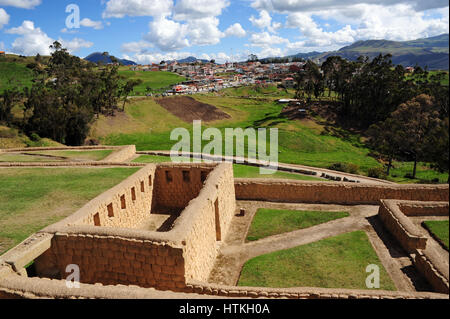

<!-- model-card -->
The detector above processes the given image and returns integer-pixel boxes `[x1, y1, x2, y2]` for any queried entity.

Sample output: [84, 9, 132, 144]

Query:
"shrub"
[30, 132, 41, 142]
[404, 173, 414, 179]
[328, 163, 360, 174]
[368, 167, 387, 179]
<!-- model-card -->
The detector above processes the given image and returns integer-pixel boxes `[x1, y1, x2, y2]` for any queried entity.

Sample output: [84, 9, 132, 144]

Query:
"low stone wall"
[398, 201, 449, 216]
[175, 163, 236, 282]
[180, 280, 448, 299]
[414, 249, 449, 294]
[234, 179, 449, 204]
[34, 232, 185, 291]
[101, 145, 136, 163]
[378, 200, 449, 254]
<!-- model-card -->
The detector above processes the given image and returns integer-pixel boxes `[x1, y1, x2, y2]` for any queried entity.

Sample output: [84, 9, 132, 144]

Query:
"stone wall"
[42, 164, 156, 229]
[34, 232, 185, 291]
[234, 179, 449, 204]
[152, 164, 216, 211]
[14, 163, 236, 291]
[414, 249, 449, 294]
[175, 163, 236, 282]
[378, 200, 429, 253]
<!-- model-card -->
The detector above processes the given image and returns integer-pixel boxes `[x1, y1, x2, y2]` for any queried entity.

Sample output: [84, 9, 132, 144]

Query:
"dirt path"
[208, 201, 429, 293]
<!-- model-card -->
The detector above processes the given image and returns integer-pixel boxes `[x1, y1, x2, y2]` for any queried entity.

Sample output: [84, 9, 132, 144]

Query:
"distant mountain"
[267, 34, 449, 70]
[84, 52, 137, 66]
[317, 34, 449, 70]
[173, 56, 209, 64]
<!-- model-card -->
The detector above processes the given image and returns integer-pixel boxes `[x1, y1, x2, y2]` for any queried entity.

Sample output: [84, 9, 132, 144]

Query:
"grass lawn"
[118, 67, 186, 95]
[423, 220, 449, 249]
[132, 154, 323, 181]
[0, 62, 34, 93]
[0, 167, 140, 255]
[29, 149, 114, 161]
[388, 161, 448, 184]
[238, 231, 396, 290]
[0, 153, 61, 162]
[99, 95, 381, 174]
[246, 209, 350, 241]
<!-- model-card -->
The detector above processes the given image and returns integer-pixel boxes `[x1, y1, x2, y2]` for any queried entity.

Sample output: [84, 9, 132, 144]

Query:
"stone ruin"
[0, 162, 448, 299]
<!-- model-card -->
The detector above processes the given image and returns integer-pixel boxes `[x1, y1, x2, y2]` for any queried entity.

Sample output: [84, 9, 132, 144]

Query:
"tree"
[120, 79, 143, 111]
[390, 94, 442, 179]
[248, 54, 258, 62]
[0, 89, 21, 125]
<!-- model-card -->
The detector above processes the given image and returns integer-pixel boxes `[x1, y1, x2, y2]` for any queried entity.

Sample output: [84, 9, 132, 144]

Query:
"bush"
[404, 173, 414, 179]
[328, 163, 360, 174]
[368, 167, 387, 179]
[30, 132, 41, 142]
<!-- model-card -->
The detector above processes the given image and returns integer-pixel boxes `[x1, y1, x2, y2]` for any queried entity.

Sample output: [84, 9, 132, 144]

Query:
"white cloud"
[6, 20, 54, 55]
[121, 40, 153, 54]
[80, 18, 104, 30]
[250, 31, 289, 47]
[173, 0, 229, 20]
[0, 8, 9, 29]
[59, 38, 94, 53]
[187, 17, 224, 46]
[250, 10, 272, 29]
[251, 0, 448, 13]
[6, 20, 93, 55]
[225, 23, 247, 37]
[0, 0, 41, 9]
[102, 0, 173, 18]
[144, 16, 190, 51]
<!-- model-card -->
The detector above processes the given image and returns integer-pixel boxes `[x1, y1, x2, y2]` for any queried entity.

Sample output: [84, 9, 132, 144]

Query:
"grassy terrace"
[132, 154, 323, 181]
[29, 149, 114, 161]
[246, 209, 350, 241]
[118, 67, 186, 94]
[423, 220, 449, 249]
[238, 231, 396, 290]
[0, 167, 140, 255]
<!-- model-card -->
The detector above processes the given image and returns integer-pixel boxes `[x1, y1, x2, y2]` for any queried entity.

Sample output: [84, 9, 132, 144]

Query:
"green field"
[423, 220, 449, 249]
[0, 62, 34, 93]
[30, 149, 113, 161]
[0, 167, 140, 255]
[246, 209, 350, 241]
[238, 231, 396, 290]
[118, 67, 186, 94]
[97, 94, 386, 175]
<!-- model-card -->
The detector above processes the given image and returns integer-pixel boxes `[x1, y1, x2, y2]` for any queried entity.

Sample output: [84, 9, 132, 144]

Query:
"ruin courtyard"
[0, 146, 448, 299]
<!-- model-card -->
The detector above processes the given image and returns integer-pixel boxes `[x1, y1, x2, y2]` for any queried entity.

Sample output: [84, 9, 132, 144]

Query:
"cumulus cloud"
[251, 0, 448, 13]
[0, 0, 41, 9]
[0, 8, 9, 29]
[144, 17, 190, 51]
[6, 21, 93, 55]
[58, 38, 94, 53]
[250, 31, 289, 47]
[102, 0, 173, 18]
[173, 0, 229, 20]
[224, 23, 247, 37]
[80, 18, 104, 30]
[187, 17, 224, 46]
[121, 40, 154, 54]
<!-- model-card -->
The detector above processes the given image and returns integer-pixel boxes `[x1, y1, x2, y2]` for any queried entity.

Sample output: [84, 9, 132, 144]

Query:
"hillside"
[84, 52, 137, 66]
[317, 34, 449, 70]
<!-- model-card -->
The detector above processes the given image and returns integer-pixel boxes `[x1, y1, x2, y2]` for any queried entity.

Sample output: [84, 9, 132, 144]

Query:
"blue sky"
[0, 0, 448, 64]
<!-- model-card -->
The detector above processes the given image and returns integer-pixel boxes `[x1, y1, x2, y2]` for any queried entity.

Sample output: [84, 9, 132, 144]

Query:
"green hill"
[317, 34, 449, 70]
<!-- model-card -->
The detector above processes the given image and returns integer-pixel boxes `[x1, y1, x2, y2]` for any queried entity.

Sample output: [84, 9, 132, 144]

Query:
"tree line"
[295, 54, 449, 180]
[0, 42, 141, 145]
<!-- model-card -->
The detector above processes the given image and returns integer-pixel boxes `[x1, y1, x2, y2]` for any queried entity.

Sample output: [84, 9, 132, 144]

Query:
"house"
[0, 51, 5, 57]
[282, 77, 296, 88]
